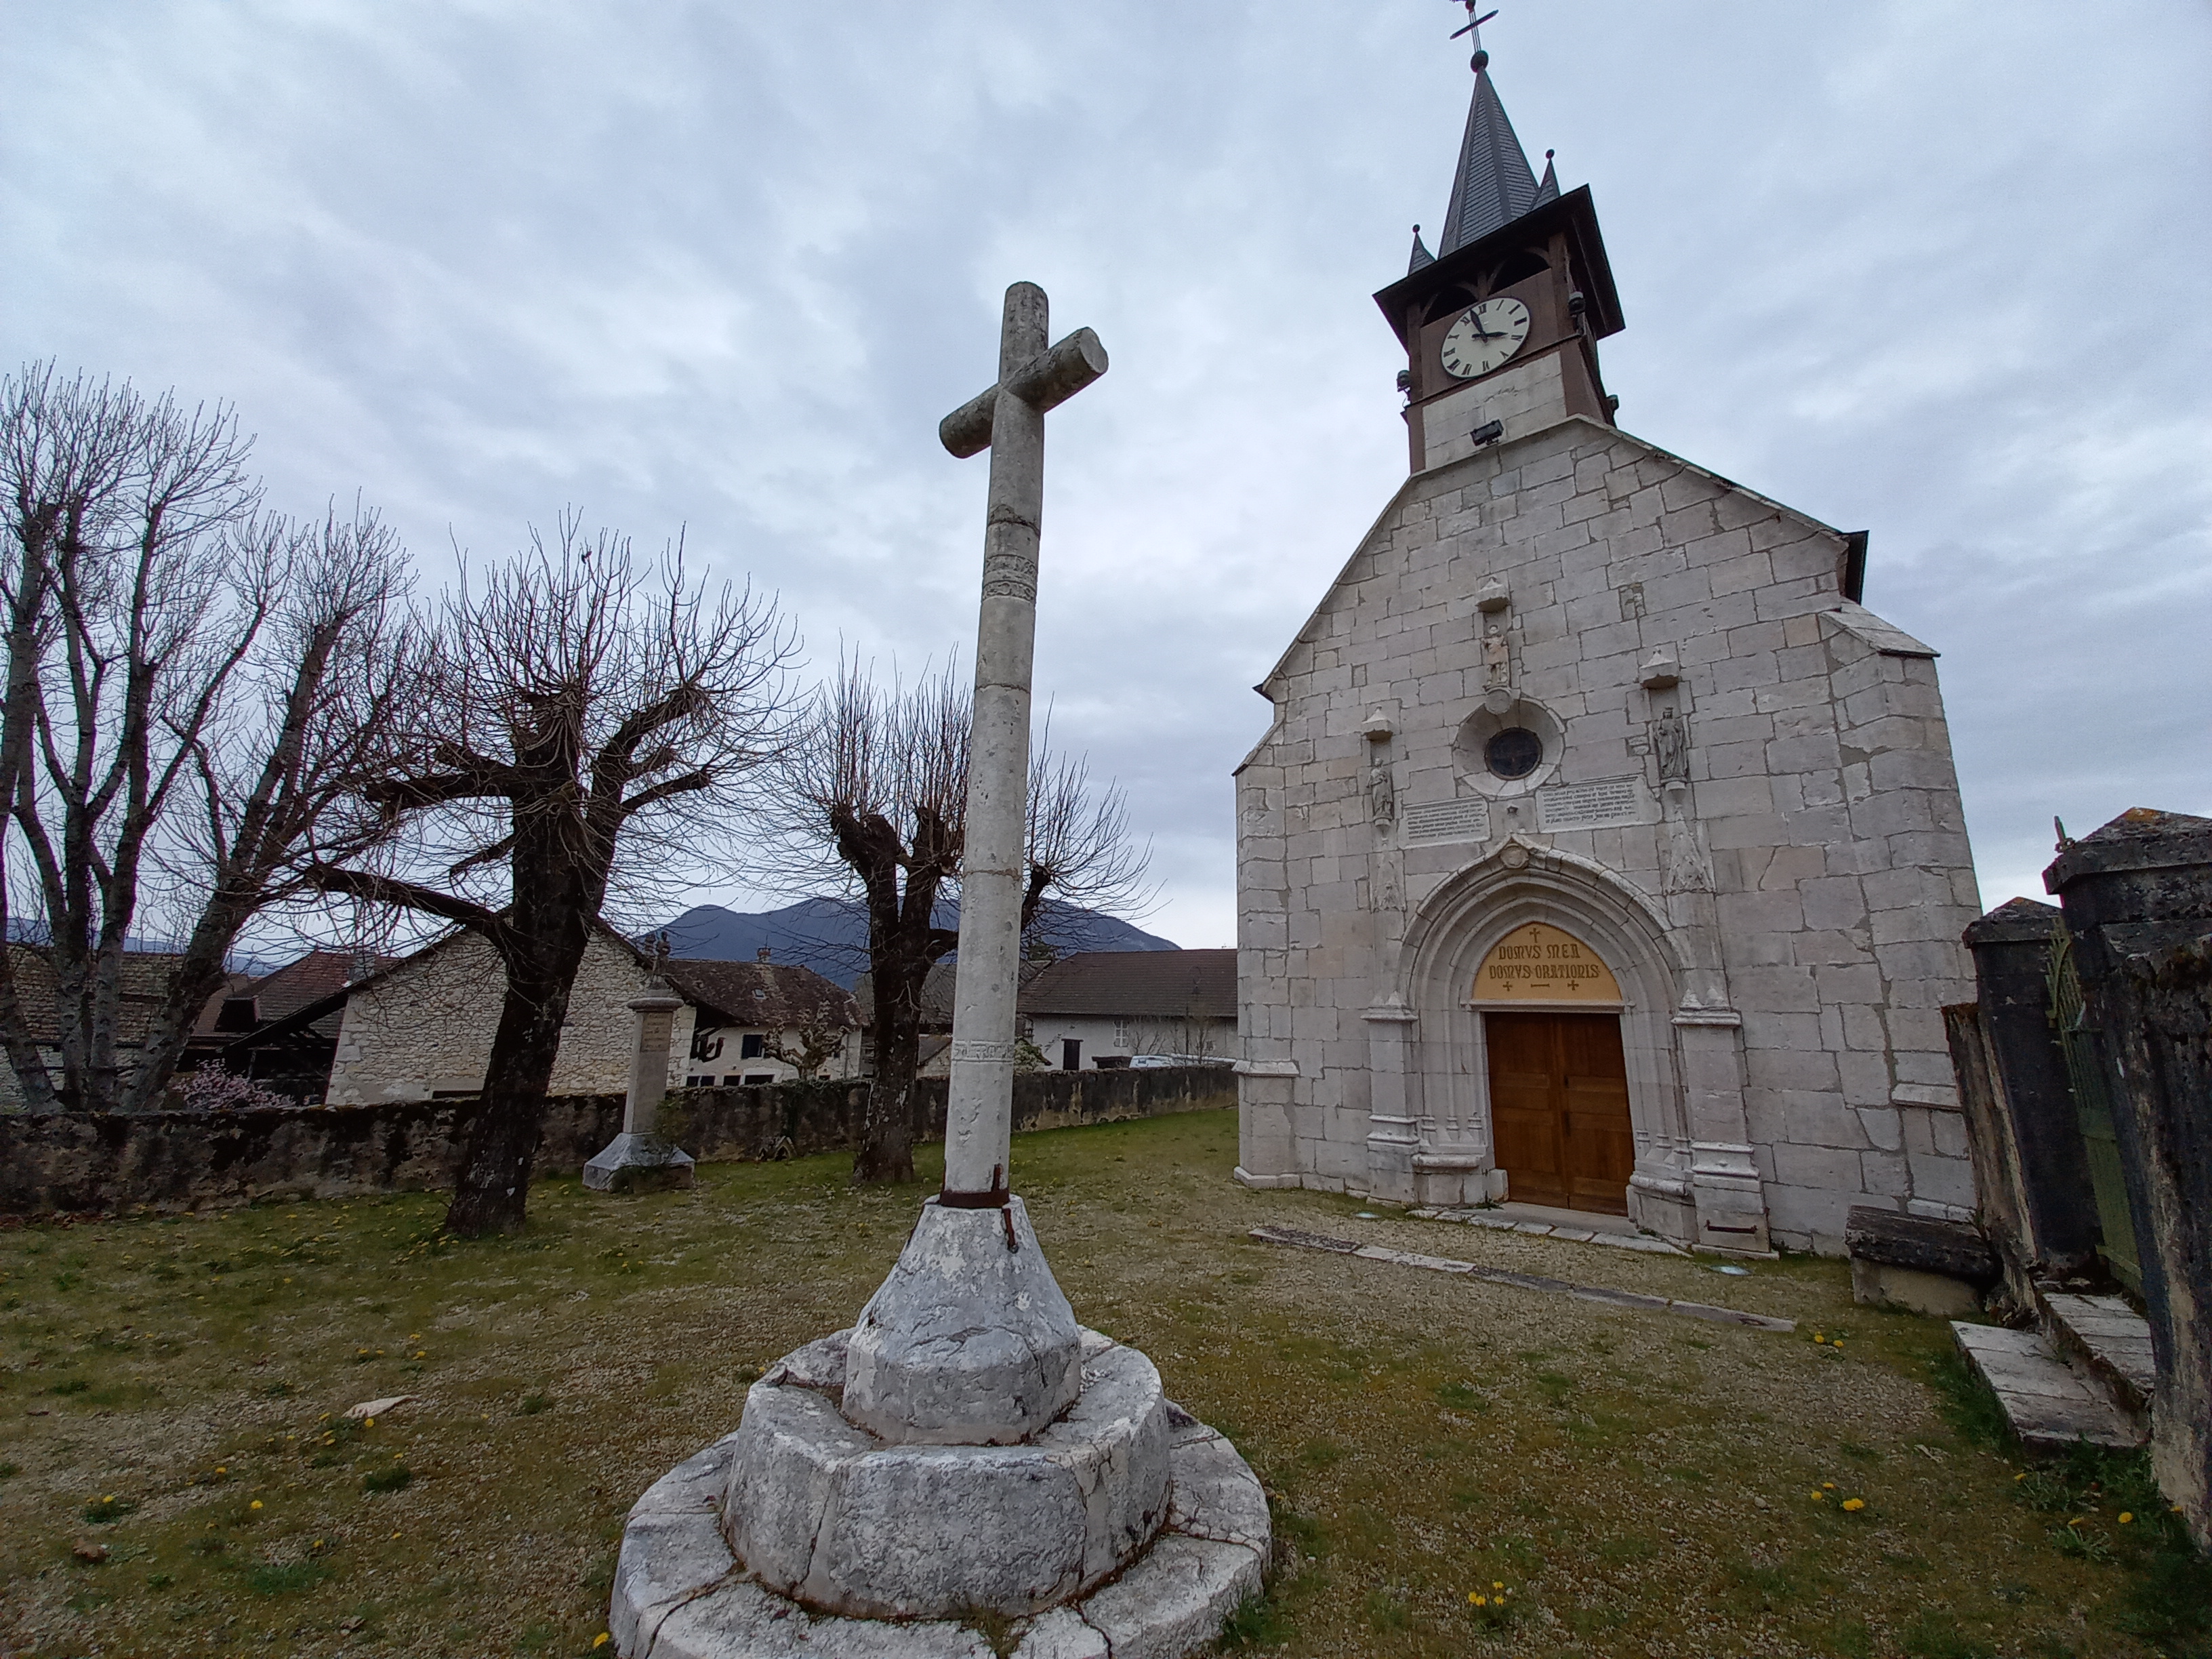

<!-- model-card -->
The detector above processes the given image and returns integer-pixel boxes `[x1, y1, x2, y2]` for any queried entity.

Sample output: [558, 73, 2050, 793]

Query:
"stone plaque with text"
[1401, 798, 1492, 846]
[1536, 777, 1648, 832]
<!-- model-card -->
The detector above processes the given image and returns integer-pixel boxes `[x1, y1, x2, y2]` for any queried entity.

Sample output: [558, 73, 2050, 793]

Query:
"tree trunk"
[849, 1008, 911, 1185]
[444, 966, 574, 1236]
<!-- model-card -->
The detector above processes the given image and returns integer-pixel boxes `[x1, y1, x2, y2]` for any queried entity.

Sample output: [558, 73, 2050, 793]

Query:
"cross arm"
[939, 327, 1110, 459]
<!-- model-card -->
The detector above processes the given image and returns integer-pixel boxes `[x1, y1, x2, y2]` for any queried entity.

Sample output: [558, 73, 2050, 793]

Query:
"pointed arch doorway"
[1473, 923, 1635, 1215]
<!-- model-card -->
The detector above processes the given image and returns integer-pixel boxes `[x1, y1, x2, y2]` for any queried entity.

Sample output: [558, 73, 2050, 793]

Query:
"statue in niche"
[1368, 755, 1397, 826]
[1654, 709, 1690, 782]
[1481, 631, 1511, 690]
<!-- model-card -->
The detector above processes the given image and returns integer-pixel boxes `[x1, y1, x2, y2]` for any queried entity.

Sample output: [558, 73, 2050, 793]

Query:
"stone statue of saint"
[1654, 710, 1690, 782]
[1369, 756, 1397, 825]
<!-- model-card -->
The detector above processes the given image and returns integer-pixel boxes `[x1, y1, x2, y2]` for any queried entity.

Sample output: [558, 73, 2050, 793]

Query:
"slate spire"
[1435, 8, 1545, 256]
[1408, 224, 1435, 274]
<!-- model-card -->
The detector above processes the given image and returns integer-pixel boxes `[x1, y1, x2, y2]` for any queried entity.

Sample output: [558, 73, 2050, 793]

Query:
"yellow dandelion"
[1811, 1490, 1826, 1501]
[1823, 1481, 1837, 1490]
[364, 1418, 375, 1428]
[216, 1466, 227, 1475]
[249, 1500, 263, 1511]
[314, 1538, 324, 1548]
[594, 1636, 612, 1650]
[1832, 1341, 1845, 1351]
[1492, 1581, 1504, 1590]
[1471, 1595, 1488, 1607]
[2015, 1472, 2028, 1481]
[391, 1530, 401, 1540]
[1811, 1334, 1826, 1345]
[2119, 1512, 2133, 1524]
[1842, 1498, 1866, 1513]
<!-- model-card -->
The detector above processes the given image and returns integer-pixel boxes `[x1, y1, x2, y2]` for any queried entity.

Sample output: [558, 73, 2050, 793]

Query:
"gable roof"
[194, 949, 401, 1040]
[663, 959, 859, 1031]
[1247, 415, 1872, 713]
[1018, 950, 1235, 1021]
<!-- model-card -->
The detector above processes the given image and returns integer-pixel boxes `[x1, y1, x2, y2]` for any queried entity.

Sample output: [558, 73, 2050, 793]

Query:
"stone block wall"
[326, 930, 701, 1104]
[0, 1066, 1236, 1216]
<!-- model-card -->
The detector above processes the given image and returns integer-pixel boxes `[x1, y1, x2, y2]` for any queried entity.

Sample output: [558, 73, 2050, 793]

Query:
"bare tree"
[763, 659, 1149, 1183]
[0, 363, 417, 1113]
[306, 518, 796, 1236]
[762, 1010, 848, 1080]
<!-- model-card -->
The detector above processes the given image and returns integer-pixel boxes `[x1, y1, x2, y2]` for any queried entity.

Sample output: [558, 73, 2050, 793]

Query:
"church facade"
[1231, 28, 1982, 1254]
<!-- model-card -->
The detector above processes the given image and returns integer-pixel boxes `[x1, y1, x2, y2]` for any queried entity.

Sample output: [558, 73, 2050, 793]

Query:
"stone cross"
[936, 281, 1108, 1200]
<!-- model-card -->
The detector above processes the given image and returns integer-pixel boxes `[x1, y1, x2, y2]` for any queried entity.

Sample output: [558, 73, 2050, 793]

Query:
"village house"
[228, 927, 859, 1104]
[1019, 949, 1237, 1071]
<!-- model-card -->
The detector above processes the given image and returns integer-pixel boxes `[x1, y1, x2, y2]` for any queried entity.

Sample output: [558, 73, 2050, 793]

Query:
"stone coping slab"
[1952, 1322, 2142, 1452]
[1250, 1225, 1794, 1332]
[610, 1395, 1266, 1659]
[2041, 1292, 2156, 1412]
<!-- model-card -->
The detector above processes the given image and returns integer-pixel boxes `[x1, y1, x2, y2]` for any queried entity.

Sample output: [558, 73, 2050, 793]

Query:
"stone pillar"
[1954, 899, 2101, 1284]
[1361, 1003, 1422, 1204]
[583, 983, 695, 1193]
[1674, 1010, 1769, 1254]
[2047, 808, 2212, 1548]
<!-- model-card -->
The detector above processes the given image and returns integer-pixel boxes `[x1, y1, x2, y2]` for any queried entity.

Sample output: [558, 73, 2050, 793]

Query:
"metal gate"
[2047, 926, 2141, 1294]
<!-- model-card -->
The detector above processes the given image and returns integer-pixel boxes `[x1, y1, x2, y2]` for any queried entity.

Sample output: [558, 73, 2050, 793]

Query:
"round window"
[1484, 727, 1542, 779]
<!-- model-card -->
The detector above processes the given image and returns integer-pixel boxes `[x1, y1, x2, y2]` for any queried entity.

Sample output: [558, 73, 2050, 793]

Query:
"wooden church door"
[1486, 1012, 1635, 1214]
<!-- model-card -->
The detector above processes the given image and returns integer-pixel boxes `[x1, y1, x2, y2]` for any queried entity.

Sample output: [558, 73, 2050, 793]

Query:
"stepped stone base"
[583, 1133, 696, 1193]
[611, 1361, 1268, 1659]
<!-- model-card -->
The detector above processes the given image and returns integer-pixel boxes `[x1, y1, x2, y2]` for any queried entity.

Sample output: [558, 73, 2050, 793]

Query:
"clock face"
[1439, 297, 1532, 380]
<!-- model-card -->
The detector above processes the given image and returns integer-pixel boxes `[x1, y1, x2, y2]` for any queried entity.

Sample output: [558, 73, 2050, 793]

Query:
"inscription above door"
[1471, 922, 1623, 1006]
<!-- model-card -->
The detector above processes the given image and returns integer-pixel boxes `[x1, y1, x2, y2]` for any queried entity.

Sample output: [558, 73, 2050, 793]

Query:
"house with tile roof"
[1017, 950, 1237, 1072]
[224, 925, 859, 1104]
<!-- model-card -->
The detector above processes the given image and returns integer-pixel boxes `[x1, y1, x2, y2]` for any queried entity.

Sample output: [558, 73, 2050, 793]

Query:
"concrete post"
[583, 981, 695, 1193]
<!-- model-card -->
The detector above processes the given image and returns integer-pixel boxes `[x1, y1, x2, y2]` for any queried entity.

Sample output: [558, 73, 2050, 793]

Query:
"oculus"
[1485, 726, 1543, 779]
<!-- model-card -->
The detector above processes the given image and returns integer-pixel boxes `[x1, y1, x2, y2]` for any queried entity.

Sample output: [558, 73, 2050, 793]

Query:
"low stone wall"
[0, 1066, 1235, 1216]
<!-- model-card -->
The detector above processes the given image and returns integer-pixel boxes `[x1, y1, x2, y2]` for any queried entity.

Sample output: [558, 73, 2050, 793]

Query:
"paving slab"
[1250, 1225, 1793, 1332]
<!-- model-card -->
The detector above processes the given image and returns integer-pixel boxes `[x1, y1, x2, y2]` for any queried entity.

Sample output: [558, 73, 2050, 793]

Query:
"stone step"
[1951, 1322, 2144, 1452]
[2042, 1291, 2156, 1425]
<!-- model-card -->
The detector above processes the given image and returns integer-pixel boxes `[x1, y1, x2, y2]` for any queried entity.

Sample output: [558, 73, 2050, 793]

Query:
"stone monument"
[584, 935, 696, 1193]
[605, 284, 1269, 1658]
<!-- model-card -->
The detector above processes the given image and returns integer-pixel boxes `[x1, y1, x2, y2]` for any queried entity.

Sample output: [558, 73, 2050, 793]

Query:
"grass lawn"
[1, 1108, 2206, 1658]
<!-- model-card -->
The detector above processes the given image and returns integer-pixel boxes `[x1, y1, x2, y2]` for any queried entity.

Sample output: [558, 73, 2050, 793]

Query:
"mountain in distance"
[653, 897, 1179, 989]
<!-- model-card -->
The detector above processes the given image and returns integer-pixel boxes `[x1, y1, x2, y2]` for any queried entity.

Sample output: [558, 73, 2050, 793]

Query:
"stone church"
[1232, 25, 1981, 1254]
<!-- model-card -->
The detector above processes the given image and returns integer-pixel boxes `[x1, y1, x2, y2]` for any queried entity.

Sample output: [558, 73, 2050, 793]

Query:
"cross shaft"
[936, 282, 1108, 1199]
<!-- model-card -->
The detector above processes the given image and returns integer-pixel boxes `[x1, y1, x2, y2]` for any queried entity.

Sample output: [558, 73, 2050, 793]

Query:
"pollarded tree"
[306, 518, 795, 1236]
[0, 363, 419, 1112]
[764, 659, 1149, 1183]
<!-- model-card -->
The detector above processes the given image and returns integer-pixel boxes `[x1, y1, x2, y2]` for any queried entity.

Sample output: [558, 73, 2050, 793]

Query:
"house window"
[1061, 1038, 1082, 1071]
[740, 1033, 766, 1059]
[215, 997, 259, 1033]
[743, 1073, 775, 1086]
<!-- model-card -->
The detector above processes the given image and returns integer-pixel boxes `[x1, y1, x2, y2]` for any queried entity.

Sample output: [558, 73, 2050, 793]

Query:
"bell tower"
[1374, 7, 1624, 474]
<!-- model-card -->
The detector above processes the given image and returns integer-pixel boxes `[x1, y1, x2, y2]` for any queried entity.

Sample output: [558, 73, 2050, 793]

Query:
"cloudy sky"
[6, 1, 2207, 949]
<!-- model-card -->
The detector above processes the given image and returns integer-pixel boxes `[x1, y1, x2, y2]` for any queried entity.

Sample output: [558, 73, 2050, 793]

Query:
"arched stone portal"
[1363, 841, 1701, 1242]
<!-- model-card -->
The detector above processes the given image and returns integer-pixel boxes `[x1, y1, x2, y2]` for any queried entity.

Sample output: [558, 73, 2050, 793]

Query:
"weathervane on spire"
[1450, 3, 1499, 70]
